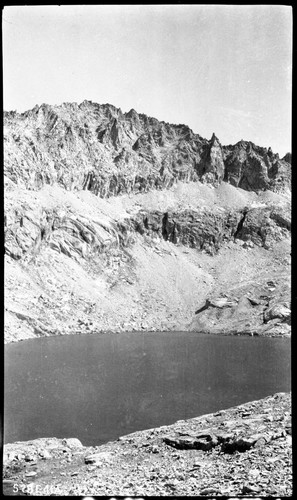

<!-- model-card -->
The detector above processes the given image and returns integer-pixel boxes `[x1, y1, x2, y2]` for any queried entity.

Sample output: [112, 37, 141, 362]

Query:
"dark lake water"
[4, 332, 291, 446]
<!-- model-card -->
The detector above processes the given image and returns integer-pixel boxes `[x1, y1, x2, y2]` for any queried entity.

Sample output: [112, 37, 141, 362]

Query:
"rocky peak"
[3, 100, 291, 197]
[197, 133, 225, 186]
[236, 139, 249, 149]
[210, 132, 220, 145]
[283, 152, 291, 164]
[125, 108, 139, 120]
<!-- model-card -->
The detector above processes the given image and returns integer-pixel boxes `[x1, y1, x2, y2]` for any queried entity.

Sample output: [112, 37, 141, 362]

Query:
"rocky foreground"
[3, 392, 292, 497]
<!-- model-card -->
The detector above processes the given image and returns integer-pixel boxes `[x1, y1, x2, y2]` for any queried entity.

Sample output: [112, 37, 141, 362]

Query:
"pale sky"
[3, 5, 292, 156]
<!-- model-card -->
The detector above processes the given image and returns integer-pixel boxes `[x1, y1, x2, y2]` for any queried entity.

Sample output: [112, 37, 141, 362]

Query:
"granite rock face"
[4, 101, 291, 196]
[4, 204, 117, 263]
[4, 199, 291, 265]
[122, 204, 291, 254]
[223, 141, 291, 193]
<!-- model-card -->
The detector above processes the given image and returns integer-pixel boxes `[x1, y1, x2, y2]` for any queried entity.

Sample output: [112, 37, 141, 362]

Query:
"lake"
[4, 332, 291, 446]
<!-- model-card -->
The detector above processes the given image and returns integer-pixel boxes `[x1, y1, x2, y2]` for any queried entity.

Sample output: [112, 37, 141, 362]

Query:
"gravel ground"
[3, 392, 291, 497]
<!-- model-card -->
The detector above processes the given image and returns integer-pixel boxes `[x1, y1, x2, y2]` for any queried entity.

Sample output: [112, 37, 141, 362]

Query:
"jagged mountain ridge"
[4, 100, 291, 196]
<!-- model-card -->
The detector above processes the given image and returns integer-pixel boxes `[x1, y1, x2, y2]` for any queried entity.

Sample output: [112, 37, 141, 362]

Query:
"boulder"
[62, 438, 83, 449]
[163, 431, 218, 451]
[84, 452, 112, 464]
[264, 304, 291, 323]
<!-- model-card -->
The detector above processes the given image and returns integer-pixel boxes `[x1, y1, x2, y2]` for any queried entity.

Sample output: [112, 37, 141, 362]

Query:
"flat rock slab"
[163, 431, 218, 451]
[84, 452, 113, 464]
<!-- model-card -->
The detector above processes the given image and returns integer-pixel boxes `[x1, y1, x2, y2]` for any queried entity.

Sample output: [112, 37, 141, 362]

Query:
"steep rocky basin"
[4, 100, 292, 496]
[4, 100, 291, 343]
[4, 332, 291, 447]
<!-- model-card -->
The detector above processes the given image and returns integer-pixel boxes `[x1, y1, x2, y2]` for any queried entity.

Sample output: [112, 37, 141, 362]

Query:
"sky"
[3, 5, 292, 156]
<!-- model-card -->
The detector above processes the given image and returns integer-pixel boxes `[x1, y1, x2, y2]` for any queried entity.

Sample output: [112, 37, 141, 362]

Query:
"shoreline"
[4, 326, 291, 344]
[3, 392, 292, 496]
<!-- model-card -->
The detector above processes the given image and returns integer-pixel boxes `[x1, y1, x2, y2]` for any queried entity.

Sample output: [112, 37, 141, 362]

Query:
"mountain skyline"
[3, 5, 292, 156]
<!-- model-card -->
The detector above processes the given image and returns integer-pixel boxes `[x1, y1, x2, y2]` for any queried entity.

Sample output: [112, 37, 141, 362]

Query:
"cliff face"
[4, 101, 291, 342]
[5, 202, 291, 264]
[4, 101, 291, 196]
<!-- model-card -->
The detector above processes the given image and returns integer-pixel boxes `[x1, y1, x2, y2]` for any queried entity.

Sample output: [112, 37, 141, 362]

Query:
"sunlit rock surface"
[4, 101, 291, 342]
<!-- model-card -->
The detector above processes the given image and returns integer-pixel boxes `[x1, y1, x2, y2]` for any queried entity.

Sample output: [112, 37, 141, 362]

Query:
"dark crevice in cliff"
[171, 222, 177, 244]
[195, 299, 212, 315]
[83, 172, 95, 192]
[223, 163, 230, 182]
[162, 213, 169, 241]
[270, 211, 291, 231]
[234, 209, 248, 240]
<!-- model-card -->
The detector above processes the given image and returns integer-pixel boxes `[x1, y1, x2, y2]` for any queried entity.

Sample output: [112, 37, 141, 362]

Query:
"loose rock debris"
[3, 392, 291, 496]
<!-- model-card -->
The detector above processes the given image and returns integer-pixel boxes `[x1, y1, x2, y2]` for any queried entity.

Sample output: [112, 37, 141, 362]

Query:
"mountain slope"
[4, 102, 291, 342]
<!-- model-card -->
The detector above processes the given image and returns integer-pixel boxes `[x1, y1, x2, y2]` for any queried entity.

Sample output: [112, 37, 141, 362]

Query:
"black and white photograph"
[3, 4, 292, 497]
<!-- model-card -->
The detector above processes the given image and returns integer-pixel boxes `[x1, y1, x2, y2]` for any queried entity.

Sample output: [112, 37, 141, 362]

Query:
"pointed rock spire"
[210, 132, 220, 145]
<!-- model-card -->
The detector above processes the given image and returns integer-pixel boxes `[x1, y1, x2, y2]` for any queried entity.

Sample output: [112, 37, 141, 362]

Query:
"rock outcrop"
[188, 278, 291, 337]
[5, 201, 291, 264]
[121, 203, 291, 254]
[3, 393, 292, 496]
